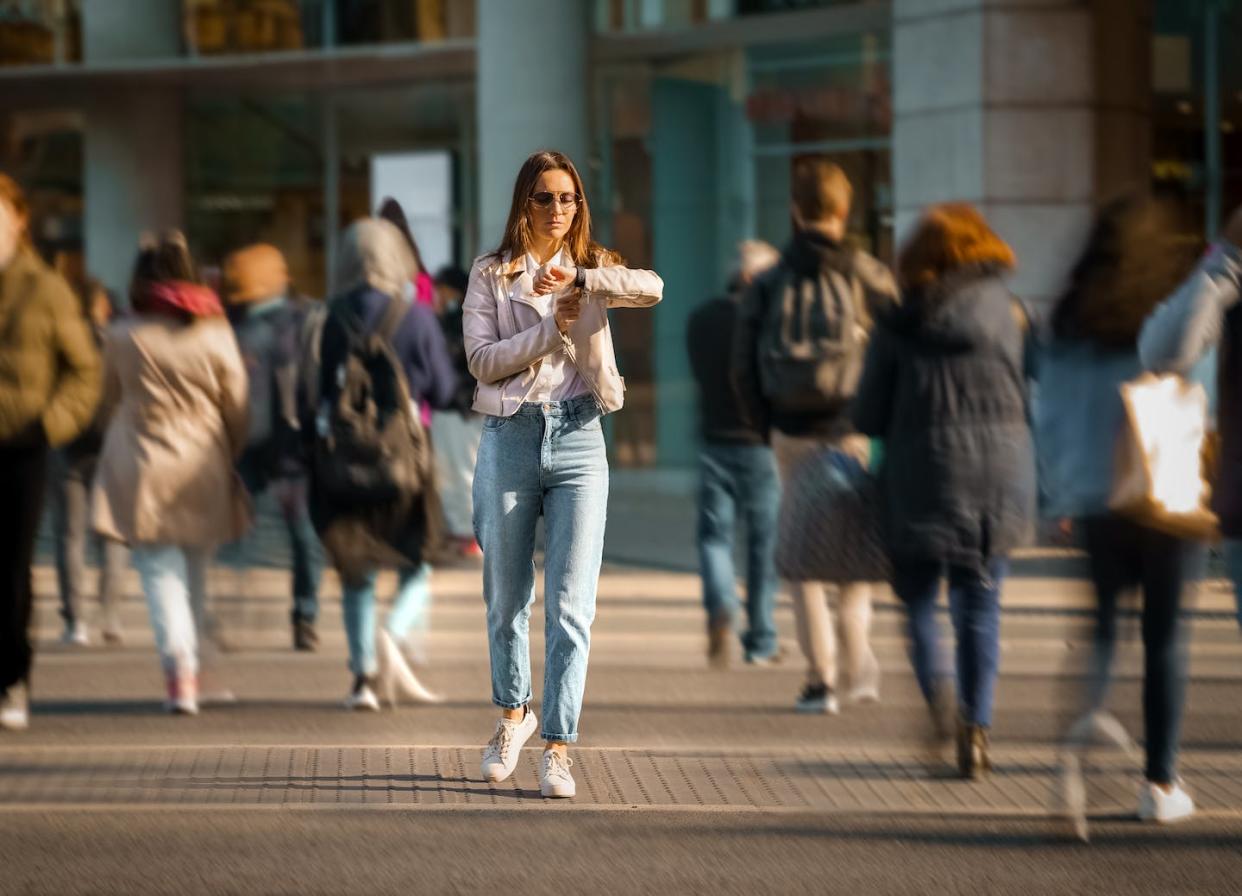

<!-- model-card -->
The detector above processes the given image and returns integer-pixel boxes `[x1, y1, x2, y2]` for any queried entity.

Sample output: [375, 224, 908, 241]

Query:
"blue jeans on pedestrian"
[696, 441, 780, 659]
[892, 557, 1008, 727]
[341, 564, 432, 677]
[473, 396, 608, 745]
[1224, 540, 1242, 630]
[238, 464, 323, 624]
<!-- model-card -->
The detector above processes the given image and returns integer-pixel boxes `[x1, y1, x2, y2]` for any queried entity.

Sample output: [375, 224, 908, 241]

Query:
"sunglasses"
[529, 191, 581, 209]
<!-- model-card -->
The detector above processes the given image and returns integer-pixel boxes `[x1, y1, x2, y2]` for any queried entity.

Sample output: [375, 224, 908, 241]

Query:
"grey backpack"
[757, 256, 869, 417]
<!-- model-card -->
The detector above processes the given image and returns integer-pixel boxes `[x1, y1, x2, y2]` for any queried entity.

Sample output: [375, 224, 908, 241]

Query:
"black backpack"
[312, 295, 431, 507]
[757, 253, 870, 417]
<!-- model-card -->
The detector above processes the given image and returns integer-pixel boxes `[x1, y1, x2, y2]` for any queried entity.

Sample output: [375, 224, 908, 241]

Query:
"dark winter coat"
[688, 291, 766, 445]
[852, 266, 1035, 569]
[230, 296, 316, 487]
[311, 285, 457, 579]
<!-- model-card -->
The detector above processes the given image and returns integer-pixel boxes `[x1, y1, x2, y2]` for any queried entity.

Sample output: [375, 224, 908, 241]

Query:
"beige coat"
[92, 316, 248, 546]
[463, 252, 662, 416]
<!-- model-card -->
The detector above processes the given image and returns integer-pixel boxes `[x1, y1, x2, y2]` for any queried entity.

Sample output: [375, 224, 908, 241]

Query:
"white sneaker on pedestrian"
[795, 683, 839, 715]
[344, 676, 381, 712]
[540, 749, 576, 799]
[164, 673, 199, 716]
[1054, 753, 1089, 842]
[61, 623, 89, 647]
[846, 685, 881, 705]
[1138, 780, 1195, 824]
[480, 709, 538, 783]
[0, 684, 29, 731]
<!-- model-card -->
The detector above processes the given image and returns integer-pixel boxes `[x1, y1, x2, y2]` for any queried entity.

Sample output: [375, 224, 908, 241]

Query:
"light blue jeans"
[474, 396, 608, 744]
[341, 563, 432, 677]
[131, 544, 213, 676]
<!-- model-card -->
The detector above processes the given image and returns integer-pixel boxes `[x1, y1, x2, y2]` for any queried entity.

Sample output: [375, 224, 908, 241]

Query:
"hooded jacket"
[852, 266, 1035, 567]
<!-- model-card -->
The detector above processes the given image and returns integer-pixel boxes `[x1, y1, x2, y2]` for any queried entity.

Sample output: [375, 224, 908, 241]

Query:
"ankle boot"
[957, 719, 991, 779]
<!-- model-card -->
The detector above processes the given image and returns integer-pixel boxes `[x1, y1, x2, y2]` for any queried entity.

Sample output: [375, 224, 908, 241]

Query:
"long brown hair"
[0, 172, 31, 248]
[493, 150, 621, 268]
[1052, 193, 1202, 350]
[897, 203, 1015, 290]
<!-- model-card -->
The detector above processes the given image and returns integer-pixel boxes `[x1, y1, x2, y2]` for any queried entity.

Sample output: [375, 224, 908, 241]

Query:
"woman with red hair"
[853, 204, 1035, 778]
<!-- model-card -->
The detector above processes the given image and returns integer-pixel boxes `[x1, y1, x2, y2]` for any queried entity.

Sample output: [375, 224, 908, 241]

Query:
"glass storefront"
[594, 27, 891, 467]
[594, 0, 864, 33]
[1152, 0, 1242, 240]
[0, 1, 474, 66]
[184, 78, 473, 298]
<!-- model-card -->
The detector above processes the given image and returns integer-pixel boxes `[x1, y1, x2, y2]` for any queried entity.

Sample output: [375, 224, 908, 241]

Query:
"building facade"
[0, 0, 1236, 469]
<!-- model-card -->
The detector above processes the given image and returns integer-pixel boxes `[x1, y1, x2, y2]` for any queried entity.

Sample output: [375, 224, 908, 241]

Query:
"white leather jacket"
[462, 251, 663, 416]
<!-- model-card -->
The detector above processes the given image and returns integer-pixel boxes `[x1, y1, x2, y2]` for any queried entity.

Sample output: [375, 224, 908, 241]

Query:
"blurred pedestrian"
[312, 218, 456, 710]
[431, 264, 484, 560]
[1078, 199, 1242, 824]
[223, 243, 324, 651]
[1145, 208, 1242, 639]
[49, 279, 129, 646]
[688, 239, 782, 667]
[732, 158, 897, 713]
[0, 173, 102, 731]
[853, 203, 1035, 779]
[467, 150, 662, 798]
[93, 231, 249, 715]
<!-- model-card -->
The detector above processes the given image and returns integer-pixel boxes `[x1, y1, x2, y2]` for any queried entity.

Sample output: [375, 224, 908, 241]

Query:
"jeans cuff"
[492, 696, 530, 710]
[540, 731, 578, 744]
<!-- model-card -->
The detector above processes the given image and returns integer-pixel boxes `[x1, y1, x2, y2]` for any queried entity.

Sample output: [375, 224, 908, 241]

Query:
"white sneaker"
[540, 749, 576, 799]
[344, 677, 381, 712]
[846, 685, 881, 705]
[1138, 780, 1195, 824]
[1054, 753, 1089, 842]
[61, 623, 89, 647]
[480, 710, 538, 783]
[0, 684, 29, 731]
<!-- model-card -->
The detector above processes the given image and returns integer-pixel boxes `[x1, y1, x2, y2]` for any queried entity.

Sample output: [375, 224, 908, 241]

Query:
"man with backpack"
[731, 158, 898, 714]
[224, 243, 324, 652]
[311, 218, 456, 710]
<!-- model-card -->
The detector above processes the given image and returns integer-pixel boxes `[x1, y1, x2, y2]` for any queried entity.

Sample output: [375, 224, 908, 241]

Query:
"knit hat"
[223, 243, 289, 303]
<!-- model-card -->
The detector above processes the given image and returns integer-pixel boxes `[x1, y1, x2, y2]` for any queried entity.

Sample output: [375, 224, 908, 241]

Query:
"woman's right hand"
[554, 291, 581, 335]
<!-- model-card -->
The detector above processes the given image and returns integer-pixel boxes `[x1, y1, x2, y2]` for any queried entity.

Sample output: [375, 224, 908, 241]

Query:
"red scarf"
[134, 280, 224, 319]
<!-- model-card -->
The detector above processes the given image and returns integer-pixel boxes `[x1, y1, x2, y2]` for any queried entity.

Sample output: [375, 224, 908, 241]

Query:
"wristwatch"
[574, 266, 586, 289]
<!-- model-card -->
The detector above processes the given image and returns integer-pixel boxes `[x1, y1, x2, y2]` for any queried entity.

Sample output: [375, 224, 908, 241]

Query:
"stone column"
[81, 1, 184, 294]
[476, 0, 590, 250]
[892, 0, 1152, 315]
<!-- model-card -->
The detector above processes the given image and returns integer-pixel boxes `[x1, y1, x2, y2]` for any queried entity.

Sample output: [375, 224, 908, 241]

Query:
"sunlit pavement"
[4, 515, 1242, 893]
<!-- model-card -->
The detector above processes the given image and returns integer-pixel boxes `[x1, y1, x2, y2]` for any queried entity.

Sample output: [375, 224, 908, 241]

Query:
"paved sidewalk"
[7, 515, 1242, 894]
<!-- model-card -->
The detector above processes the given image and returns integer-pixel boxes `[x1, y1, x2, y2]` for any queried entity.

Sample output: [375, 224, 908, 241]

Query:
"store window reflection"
[0, 0, 80, 65]
[1152, 0, 1242, 239]
[595, 0, 855, 33]
[596, 30, 890, 468]
[183, 0, 474, 55]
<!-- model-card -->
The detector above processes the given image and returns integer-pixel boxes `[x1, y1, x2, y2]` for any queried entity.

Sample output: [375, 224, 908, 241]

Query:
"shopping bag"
[1108, 373, 1219, 541]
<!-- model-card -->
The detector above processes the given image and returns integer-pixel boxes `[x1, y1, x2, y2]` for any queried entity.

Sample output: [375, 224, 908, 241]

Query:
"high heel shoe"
[376, 629, 442, 707]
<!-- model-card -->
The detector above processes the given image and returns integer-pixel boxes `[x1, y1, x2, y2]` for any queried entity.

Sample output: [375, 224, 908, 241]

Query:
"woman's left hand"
[533, 264, 576, 296]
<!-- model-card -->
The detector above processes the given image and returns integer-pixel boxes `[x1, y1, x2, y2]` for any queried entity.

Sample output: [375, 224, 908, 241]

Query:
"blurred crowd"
[1, 147, 1241, 822]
